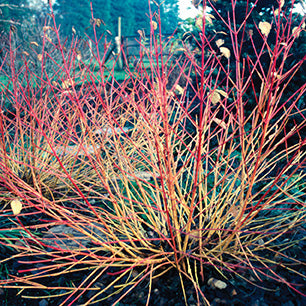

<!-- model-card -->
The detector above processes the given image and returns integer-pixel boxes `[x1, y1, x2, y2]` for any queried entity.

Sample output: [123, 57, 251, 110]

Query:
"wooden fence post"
[115, 16, 123, 70]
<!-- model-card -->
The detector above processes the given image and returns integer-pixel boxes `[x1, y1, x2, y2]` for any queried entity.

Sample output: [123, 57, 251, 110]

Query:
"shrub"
[0, 1, 305, 305]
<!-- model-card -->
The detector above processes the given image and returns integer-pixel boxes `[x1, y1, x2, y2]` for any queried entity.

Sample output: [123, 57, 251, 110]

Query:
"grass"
[0, 1, 305, 305]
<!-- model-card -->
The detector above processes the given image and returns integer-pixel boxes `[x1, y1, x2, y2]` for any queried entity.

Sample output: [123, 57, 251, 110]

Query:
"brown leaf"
[208, 278, 227, 290]
[174, 84, 184, 95]
[292, 26, 301, 37]
[30, 41, 39, 47]
[11, 199, 22, 215]
[151, 21, 158, 30]
[62, 79, 75, 89]
[43, 26, 53, 31]
[195, 17, 202, 29]
[209, 91, 221, 105]
[259, 21, 271, 36]
[213, 30, 228, 35]
[216, 89, 228, 98]
[213, 117, 227, 129]
[220, 47, 230, 59]
[37, 54, 43, 61]
[248, 29, 253, 39]
[215, 39, 224, 47]
[95, 18, 102, 28]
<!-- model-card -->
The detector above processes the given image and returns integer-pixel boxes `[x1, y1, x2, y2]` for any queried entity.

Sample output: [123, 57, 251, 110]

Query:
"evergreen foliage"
[0, 0, 31, 34]
[53, 0, 180, 38]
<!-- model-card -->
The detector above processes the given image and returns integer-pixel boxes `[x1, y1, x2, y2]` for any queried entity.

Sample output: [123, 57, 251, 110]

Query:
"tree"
[0, 0, 31, 34]
[151, 0, 181, 33]
[187, 0, 306, 146]
[53, 0, 181, 39]
[53, 0, 92, 38]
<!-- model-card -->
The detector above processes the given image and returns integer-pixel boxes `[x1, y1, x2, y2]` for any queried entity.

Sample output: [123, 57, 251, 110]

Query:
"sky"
[179, 0, 201, 19]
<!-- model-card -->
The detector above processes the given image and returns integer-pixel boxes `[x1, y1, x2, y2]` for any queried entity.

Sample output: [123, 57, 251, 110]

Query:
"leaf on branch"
[274, 0, 285, 15]
[62, 79, 75, 89]
[215, 39, 224, 47]
[37, 54, 43, 61]
[44, 34, 52, 43]
[213, 117, 227, 129]
[259, 21, 271, 36]
[11, 199, 22, 215]
[213, 30, 227, 35]
[205, 14, 215, 25]
[292, 26, 301, 37]
[217, 89, 228, 98]
[220, 47, 230, 59]
[96, 18, 103, 27]
[209, 91, 221, 105]
[196, 14, 215, 29]
[174, 84, 184, 95]
[151, 21, 158, 30]
[30, 41, 39, 47]
[43, 26, 53, 31]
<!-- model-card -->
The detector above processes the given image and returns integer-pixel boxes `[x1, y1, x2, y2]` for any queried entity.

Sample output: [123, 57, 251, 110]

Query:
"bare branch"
[0, 19, 21, 25]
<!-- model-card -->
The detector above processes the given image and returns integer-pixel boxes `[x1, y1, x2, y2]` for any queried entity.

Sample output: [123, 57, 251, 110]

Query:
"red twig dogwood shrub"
[0, 1, 305, 305]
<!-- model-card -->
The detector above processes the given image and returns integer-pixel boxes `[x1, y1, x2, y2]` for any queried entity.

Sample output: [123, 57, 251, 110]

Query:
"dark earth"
[0, 213, 305, 306]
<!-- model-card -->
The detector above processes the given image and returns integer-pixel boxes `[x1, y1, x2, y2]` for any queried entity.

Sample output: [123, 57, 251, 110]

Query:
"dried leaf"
[10, 25, 17, 33]
[175, 84, 184, 95]
[151, 21, 158, 30]
[62, 79, 75, 89]
[213, 117, 227, 129]
[216, 89, 228, 98]
[77, 53, 82, 61]
[22, 51, 29, 56]
[280, 0, 285, 8]
[37, 54, 43, 61]
[272, 72, 282, 80]
[195, 17, 202, 29]
[95, 18, 102, 27]
[127, 171, 155, 181]
[215, 39, 224, 47]
[72, 26, 76, 35]
[208, 278, 227, 290]
[43, 26, 53, 31]
[44, 34, 52, 43]
[137, 29, 145, 38]
[213, 30, 228, 35]
[196, 14, 215, 28]
[259, 21, 271, 36]
[220, 47, 230, 59]
[30, 41, 39, 47]
[205, 14, 215, 25]
[292, 26, 301, 37]
[11, 199, 22, 215]
[209, 91, 221, 105]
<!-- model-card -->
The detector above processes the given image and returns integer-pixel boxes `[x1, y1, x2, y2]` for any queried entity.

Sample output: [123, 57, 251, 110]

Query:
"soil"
[0, 218, 305, 306]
